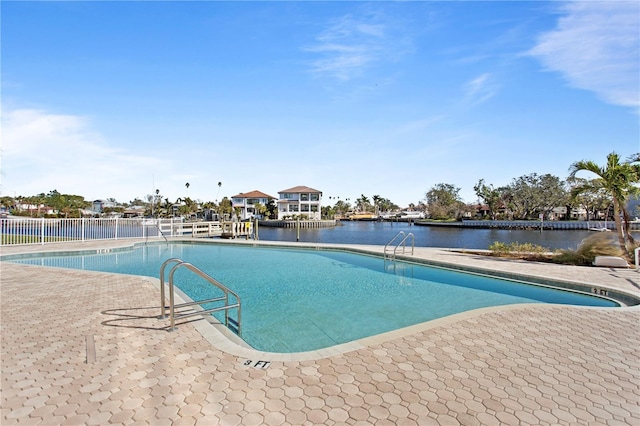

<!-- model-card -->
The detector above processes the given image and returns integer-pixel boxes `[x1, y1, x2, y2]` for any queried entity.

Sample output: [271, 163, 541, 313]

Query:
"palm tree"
[183, 197, 197, 218]
[160, 198, 172, 218]
[372, 195, 382, 215]
[152, 189, 161, 218]
[356, 194, 370, 212]
[216, 182, 222, 202]
[334, 200, 350, 216]
[253, 202, 266, 219]
[569, 152, 640, 254]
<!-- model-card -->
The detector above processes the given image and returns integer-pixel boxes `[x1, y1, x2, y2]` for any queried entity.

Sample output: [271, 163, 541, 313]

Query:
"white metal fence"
[0, 217, 216, 246]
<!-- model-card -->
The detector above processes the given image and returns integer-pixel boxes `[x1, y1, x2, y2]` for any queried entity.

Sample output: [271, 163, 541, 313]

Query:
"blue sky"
[2, 0, 639, 207]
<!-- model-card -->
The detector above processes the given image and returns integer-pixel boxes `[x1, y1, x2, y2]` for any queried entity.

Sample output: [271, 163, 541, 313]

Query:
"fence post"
[115, 217, 119, 240]
[41, 217, 45, 245]
[82, 218, 86, 242]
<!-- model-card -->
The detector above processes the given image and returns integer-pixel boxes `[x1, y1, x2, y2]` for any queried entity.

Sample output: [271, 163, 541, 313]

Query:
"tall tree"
[216, 182, 222, 202]
[321, 205, 335, 219]
[537, 174, 569, 218]
[253, 202, 266, 219]
[372, 195, 382, 215]
[473, 179, 502, 220]
[356, 194, 371, 212]
[63, 194, 90, 218]
[177, 197, 197, 218]
[265, 199, 277, 219]
[566, 176, 611, 221]
[507, 173, 567, 220]
[218, 197, 233, 219]
[569, 152, 640, 254]
[146, 189, 163, 218]
[0, 196, 15, 212]
[161, 198, 173, 218]
[334, 200, 351, 215]
[424, 183, 464, 220]
[378, 197, 396, 214]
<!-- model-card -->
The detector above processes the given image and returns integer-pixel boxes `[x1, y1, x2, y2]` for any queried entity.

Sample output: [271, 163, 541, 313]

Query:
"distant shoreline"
[414, 219, 638, 231]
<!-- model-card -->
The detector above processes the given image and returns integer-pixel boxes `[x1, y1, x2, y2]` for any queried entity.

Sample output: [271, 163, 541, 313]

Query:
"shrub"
[488, 241, 509, 256]
[554, 232, 624, 266]
[489, 241, 549, 258]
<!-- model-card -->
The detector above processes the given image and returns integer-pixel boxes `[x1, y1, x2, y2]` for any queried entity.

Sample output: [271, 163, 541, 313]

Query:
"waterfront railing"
[0, 217, 225, 246]
[419, 220, 638, 231]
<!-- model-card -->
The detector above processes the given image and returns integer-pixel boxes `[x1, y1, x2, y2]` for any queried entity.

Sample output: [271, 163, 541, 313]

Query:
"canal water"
[256, 221, 608, 250]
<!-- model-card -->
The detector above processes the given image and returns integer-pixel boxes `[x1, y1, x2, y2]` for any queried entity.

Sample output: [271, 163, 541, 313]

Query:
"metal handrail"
[394, 233, 415, 258]
[384, 231, 414, 261]
[159, 258, 241, 334]
[159, 258, 183, 318]
[384, 231, 406, 259]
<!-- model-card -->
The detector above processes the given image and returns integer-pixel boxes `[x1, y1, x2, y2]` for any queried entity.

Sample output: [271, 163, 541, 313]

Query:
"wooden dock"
[167, 221, 253, 239]
[220, 221, 253, 239]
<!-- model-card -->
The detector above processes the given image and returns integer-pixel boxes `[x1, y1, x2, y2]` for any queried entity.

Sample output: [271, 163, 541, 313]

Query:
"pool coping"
[2, 237, 639, 361]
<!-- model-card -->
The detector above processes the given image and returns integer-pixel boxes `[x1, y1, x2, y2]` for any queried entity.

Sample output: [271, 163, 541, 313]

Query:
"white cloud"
[3, 109, 108, 160]
[305, 11, 410, 82]
[306, 15, 382, 81]
[1, 108, 167, 201]
[463, 73, 497, 106]
[528, 1, 640, 110]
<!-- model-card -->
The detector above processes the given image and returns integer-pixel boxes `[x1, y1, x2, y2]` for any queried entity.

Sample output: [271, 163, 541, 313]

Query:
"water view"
[257, 221, 600, 250]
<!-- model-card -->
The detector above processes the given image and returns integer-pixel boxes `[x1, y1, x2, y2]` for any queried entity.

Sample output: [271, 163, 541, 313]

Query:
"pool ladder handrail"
[384, 231, 415, 261]
[159, 258, 241, 334]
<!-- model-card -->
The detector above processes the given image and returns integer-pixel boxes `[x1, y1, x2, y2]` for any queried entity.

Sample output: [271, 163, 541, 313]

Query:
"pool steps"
[159, 258, 242, 334]
[384, 230, 415, 261]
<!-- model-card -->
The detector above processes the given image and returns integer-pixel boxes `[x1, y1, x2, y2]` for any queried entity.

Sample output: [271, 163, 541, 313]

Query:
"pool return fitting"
[159, 258, 242, 335]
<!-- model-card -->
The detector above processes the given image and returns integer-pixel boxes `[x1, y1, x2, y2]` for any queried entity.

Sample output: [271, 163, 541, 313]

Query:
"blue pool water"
[8, 243, 617, 353]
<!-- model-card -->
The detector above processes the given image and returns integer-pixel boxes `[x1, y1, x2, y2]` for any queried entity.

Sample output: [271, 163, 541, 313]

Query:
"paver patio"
[1, 239, 639, 425]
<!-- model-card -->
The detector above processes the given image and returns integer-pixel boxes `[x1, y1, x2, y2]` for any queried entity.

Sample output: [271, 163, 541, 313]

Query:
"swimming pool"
[6, 242, 618, 352]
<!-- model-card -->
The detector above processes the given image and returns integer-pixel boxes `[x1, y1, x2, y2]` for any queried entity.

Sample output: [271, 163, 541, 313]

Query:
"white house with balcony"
[231, 190, 276, 220]
[277, 186, 322, 220]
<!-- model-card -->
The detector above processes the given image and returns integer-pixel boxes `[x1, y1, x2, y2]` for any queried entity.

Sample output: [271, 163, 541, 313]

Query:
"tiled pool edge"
[391, 253, 639, 307]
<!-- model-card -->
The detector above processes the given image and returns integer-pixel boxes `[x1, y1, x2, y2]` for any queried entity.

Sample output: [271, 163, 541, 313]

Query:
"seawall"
[415, 220, 638, 231]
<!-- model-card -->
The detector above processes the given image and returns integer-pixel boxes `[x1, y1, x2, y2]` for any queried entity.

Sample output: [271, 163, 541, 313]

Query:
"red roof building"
[231, 190, 276, 220]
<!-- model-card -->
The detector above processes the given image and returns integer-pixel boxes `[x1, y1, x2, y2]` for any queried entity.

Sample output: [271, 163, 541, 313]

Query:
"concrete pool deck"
[1, 238, 639, 425]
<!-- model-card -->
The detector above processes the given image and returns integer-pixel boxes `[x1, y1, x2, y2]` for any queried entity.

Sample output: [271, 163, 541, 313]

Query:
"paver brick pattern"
[2, 249, 640, 425]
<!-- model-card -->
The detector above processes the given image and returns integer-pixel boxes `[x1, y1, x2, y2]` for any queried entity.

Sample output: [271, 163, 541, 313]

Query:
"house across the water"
[231, 190, 276, 220]
[277, 186, 322, 220]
